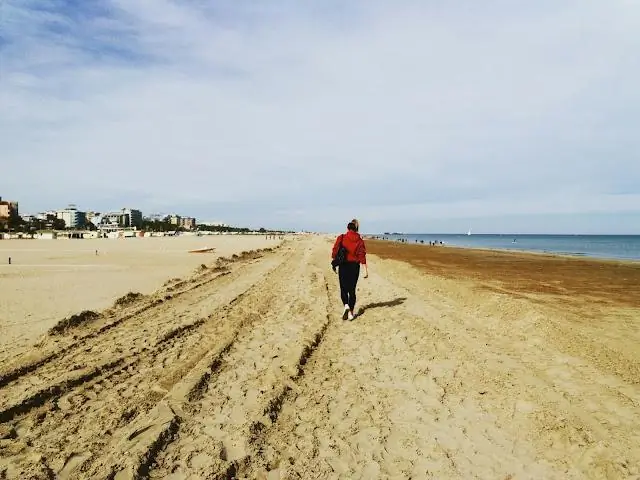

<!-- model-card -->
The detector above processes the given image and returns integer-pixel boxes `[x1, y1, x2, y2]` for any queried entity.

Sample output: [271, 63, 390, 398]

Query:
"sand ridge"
[1, 236, 639, 479]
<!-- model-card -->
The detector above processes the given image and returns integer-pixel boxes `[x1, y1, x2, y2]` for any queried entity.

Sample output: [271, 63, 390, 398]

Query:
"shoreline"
[366, 239, 640, 309]
[365, 235, 640, 264]
[425, 241, 640, 264]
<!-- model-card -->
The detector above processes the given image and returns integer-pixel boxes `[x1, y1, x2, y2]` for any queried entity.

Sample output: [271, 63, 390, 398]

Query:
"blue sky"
[1, 0, 639, 233]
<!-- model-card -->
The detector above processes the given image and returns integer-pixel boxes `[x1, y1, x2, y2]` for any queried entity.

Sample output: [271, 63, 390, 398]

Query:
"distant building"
[200, 221, 228, 227]
[0, 197, 18, 217]
[86, 211, 101, 224]
[100, 208, 143, 229]
[100, 213, 120, 229]
[0, 197, 19, 229]
[35, 211, 56, 221]
[121, 208, 142, 228]
[123, 208, 143, 228]
[25, 212, 62, 230]
[169, 214, 181, 226]
[180, 216, 197, 230]
[56, 204, 87, 229]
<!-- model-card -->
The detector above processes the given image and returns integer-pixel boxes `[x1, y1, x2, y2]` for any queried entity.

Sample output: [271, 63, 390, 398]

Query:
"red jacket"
[332, 230, 367, 265]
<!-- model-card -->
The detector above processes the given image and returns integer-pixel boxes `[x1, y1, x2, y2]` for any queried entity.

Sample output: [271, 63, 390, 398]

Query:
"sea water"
[375, 234, 640, 261]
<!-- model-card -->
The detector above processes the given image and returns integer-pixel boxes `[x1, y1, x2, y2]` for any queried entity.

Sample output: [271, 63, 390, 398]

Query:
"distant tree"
[196, 224, 251, 233]
[50, 216, 66, 230]
[141, 218, 195, 232]
[7, 213, 23, 231]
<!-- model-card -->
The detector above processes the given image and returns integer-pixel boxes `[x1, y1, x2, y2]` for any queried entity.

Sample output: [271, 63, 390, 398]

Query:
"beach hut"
[37, 232, 57, 240]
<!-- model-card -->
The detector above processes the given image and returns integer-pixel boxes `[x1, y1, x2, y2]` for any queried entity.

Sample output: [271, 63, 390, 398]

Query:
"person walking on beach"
[332, 219, 368, 321]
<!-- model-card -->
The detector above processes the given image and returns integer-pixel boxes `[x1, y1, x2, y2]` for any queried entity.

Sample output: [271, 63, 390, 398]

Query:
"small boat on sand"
[188, 247, 216, 253]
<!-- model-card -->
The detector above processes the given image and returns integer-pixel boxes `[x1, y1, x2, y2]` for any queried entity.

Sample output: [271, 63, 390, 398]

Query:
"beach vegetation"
[1, 214, 66, 233]
[114, 292, 145, 308]
[48, 310, 100, 335]
[197, 224, 251, 233]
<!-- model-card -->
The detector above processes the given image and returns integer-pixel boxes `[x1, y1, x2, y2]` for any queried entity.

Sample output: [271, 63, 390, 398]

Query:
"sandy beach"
[0, 235, 282, 354]
[1, 235, 639, 479]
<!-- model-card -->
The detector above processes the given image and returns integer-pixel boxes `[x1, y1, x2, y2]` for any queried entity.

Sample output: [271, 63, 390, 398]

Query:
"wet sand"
[0, 235, 638, 479]
[367, 240, 640, 307]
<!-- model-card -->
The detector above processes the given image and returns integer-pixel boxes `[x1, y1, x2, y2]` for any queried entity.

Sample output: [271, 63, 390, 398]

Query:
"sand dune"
[0, 236, 638, 479]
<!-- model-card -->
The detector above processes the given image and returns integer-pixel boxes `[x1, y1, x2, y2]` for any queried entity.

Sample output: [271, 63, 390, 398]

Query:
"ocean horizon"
[371, 233, 640, 261]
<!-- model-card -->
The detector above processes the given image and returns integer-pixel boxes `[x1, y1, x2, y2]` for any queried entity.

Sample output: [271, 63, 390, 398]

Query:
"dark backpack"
[331, 235, 348, 269]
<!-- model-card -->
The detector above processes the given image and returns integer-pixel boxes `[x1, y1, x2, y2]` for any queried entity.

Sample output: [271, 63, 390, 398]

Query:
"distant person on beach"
[331, 219, 368, 321]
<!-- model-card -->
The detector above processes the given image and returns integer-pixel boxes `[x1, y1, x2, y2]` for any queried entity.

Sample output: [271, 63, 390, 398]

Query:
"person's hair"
[347, 218, 359, 232]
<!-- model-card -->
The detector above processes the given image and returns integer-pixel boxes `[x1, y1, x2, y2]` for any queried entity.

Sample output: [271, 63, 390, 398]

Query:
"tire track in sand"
[85, 240, 333, 480]
[0, 245, 295, 479]
[0, 249, 273, 390]
[0, 249, 283, 419]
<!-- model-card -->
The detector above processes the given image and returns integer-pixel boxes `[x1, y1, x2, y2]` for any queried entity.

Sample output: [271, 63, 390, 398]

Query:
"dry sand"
[0, 235, 282, 353]
[0, 235, 639, 479]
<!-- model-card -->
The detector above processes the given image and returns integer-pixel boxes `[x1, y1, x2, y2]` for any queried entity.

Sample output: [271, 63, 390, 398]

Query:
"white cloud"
[1, 0, 639, 232]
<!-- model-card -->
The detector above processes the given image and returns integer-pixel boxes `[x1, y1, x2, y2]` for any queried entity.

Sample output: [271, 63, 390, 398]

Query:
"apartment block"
[180, 216, 197, 230]
[56, 204, 87, 229]
[0, 197, 19, 229]
[101, 208, 143, 229]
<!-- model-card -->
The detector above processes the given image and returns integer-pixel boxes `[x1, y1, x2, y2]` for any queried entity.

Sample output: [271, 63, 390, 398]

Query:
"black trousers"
[338, 262, 360, 310]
